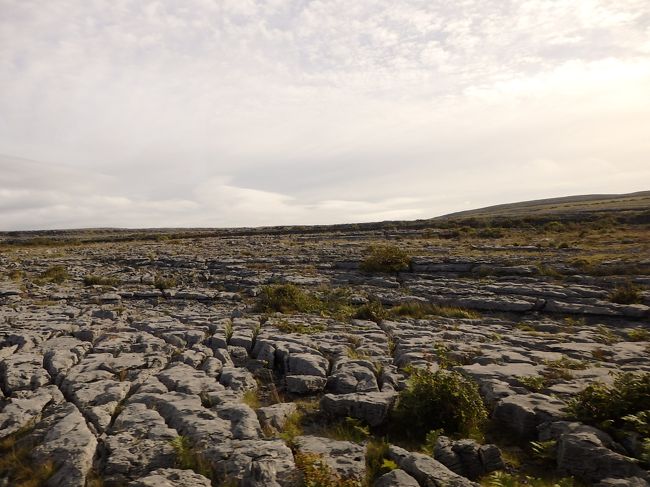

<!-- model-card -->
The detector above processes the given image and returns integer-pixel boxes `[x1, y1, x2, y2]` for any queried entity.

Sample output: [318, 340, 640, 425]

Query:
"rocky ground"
[0, 218, 649, 487]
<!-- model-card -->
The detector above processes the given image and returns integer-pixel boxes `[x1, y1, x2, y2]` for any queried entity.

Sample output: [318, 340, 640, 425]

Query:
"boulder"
[129, 468, 212, 487]
[294, 435, 366, 480]
[388, 445, 479, 487]
[374, 469, 420, 487]
[320, 391, 396, 427]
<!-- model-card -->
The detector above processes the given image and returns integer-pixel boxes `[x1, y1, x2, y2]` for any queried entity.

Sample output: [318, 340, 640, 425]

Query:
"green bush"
[391, 369, 487, 443]
[568, 372, 650, 437]
[360, 245, 411, 273]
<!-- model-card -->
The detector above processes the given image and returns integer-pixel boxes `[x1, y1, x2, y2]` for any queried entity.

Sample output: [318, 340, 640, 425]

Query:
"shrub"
[360, 245, 411, 273]
[478, 227, 504, 238]
[353, 300, 387, 322]
[567, 372, 650, 436]
[40, 265, 68, 283]
[256, 284, 322, 314]
[154, 277, 177, 290]
[83, 275, 120, 286]
[609, 282, 643, 304]
[391, 369, 488, 443]
[627, 328, 650, 342]
[516, 376, 546, 393]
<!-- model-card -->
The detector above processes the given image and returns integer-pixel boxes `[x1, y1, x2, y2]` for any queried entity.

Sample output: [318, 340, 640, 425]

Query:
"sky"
[1, 0, 650, 231]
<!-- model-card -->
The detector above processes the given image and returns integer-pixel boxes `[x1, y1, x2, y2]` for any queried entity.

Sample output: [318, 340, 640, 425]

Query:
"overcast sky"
[1, 0, 649, 230]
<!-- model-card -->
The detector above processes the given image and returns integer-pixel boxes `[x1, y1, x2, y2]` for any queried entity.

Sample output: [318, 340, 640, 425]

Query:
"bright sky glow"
[1, 0, 649, 230]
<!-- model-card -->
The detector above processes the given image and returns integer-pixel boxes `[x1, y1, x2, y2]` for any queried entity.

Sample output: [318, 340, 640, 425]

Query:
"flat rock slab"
[295, 435, 366, 480]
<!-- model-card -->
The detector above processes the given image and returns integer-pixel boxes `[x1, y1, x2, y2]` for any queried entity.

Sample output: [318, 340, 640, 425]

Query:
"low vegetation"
[83, 275, 120, 286]
[389, 301, 480, 320]
[0, 424, 57, 487]
[609, 282, 643, 304]
[365, 439, 397, 484]
[391, 368, 488, 444]
[258, 285, 479, 324]
[359, 244, 411, 274]
[39, 265, 69, 283]
[169, 435, 212, 479]
[294, 452, 360, 487]
[481, 471, 580, 487]
[257, 284, 325, 314]
[568, 372, 650, 462]
[154, 276, 177, 290]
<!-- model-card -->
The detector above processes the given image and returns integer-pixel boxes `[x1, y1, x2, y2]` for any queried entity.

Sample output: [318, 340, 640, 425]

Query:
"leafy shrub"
[360, 245, 411, 273]
[516, 376, 546, 393]
[391, 369, 488, 443]
[40, 265, 68, 283]
[567, 372, 650, 436]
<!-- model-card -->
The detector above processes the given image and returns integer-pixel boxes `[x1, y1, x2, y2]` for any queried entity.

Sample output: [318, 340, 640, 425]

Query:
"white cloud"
[0, 0, 649, 230]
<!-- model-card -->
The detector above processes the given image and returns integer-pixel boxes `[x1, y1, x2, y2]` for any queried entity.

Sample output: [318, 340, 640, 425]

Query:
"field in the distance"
[0, 191, 649, 487]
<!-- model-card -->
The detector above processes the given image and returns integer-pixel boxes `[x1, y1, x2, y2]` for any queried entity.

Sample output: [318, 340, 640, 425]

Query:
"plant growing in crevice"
[391, 368, 488, 445]
[169, 435, 212, 479]
[294, 452, 360, 487]
[365, 439, 396, 484]
[0, 423, 58, 486]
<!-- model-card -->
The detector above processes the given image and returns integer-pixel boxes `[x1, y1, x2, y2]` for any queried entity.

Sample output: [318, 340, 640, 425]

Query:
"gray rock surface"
[295, 435, 366, 480]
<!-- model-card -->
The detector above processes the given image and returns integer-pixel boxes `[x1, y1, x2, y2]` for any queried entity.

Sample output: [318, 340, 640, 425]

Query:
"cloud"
[0, 1, 649, 230]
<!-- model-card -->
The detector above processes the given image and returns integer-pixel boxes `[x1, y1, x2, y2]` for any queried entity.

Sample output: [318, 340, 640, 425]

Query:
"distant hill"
[435, 191, 650, 222]
[1, 191, 648, 244]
